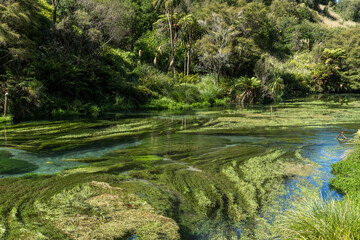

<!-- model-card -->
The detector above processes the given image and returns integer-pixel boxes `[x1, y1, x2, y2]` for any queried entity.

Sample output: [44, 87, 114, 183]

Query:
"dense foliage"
[0, 0, 359, 119]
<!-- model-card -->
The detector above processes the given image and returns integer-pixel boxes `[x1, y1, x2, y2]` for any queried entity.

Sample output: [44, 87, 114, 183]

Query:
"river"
[0, 99, 358, 239]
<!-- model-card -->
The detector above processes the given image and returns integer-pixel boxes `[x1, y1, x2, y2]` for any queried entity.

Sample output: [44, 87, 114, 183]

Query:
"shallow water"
[0, 114, 354, 196]
[0, 101, 358, 239]
[283, 126, 355, 201]
[0, 140, 143, 178]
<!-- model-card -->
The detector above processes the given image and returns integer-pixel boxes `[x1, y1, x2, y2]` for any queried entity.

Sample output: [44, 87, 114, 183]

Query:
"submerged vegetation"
[0, 150, 37, 174]
[0, 98, 358, 239]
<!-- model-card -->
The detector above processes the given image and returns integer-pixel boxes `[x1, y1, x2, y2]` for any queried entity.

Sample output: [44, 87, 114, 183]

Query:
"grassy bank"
[274, 189, 360, 240]
[331, 136, 360, 196]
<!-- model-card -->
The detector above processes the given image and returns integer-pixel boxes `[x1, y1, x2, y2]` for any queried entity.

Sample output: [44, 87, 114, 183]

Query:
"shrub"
[170, 84, 200, 104]
[134, 64, 174, 96]
[196, 75, 224, 105]
[214, 97, 231, 106]
[145, 97, 178, 110]
[89, 105, 100, 118]
[233, 77, 261, 104]
[275, 193, 360, 240]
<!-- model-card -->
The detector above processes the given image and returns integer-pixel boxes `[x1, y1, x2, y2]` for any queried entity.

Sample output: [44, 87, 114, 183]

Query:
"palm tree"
[268, 75, 284, 101]
[153, 0, 183, 76]
[179, 14, 206, 75]
[236, 77, 261, 104]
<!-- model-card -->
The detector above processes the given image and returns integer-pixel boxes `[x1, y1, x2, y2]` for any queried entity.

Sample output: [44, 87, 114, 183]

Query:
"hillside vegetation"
[0, 0, 359, 121]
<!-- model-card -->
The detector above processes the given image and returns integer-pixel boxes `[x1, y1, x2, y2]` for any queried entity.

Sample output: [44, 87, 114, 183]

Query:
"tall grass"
[275, 193, 360, 239]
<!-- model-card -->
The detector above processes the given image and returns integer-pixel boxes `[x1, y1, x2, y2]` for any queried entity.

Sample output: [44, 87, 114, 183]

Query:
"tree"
[78, 0, 134, 49]
[236, 2, 276, 50]
[195, 2, 233, 84]
[325, 27, 360, 91]
[153, 0, 183, 75]
[312, 48, 347, 92]
[0, 2, 35, 64]
[178, 14, 205, 75]
[51, 0, 60, 23]
[268, 75, 284, 101]
[336, 0, 360, 22]
[235, 77, 261, 104]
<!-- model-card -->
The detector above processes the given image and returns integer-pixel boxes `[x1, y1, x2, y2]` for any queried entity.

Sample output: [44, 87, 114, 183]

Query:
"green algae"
[0, 173, 180, 239]
[0, 119, 182, 152]
[1, 97, 360, 239]
[0, 150, 38, 174]
[181, 100, 360, 135]
[91, 144, 311, 238]
[34, 181, 180, 239]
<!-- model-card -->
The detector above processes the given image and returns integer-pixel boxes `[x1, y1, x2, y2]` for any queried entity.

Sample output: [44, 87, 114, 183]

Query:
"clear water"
[0, 140, 142, 178]
[0, 107, 357, 239]
[0, 114, 354, 194]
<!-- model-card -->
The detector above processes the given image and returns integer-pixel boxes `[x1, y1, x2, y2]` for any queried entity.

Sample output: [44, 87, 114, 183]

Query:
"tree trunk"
[3, 92, 8, 117]
[184, 53, 187, 75]
[187, 44, 191, 75]
[52, 0, 59, 24]
[167, 11, 176, 76]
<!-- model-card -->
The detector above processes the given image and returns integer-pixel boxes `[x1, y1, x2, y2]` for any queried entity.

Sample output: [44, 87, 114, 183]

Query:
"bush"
[196, 75, 224, 105]
[134, 64, 174, 96]
[89, 105, 100, 118]
[170, 84, 200, 104]
[275, 193, 360, 239]
[214, 97, 231, 106]
[176, 74, 201, 84]
[145, 97, 178, 110]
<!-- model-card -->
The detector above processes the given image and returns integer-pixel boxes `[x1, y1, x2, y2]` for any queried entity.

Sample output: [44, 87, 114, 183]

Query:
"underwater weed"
[0, 150, 38, 174]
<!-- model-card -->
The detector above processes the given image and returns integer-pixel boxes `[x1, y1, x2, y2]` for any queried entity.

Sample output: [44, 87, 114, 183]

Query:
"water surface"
[0, 101, 358, 239]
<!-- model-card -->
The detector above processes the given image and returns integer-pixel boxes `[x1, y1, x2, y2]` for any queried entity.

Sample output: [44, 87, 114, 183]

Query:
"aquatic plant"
[34, 181, 180, 239]
[0, 98, 359, 239]
[0, 150, 37, 174]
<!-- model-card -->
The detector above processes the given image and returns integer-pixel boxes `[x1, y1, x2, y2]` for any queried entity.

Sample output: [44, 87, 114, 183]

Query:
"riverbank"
[272, 139, 360, 240]
[330, 136, 360, 196]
